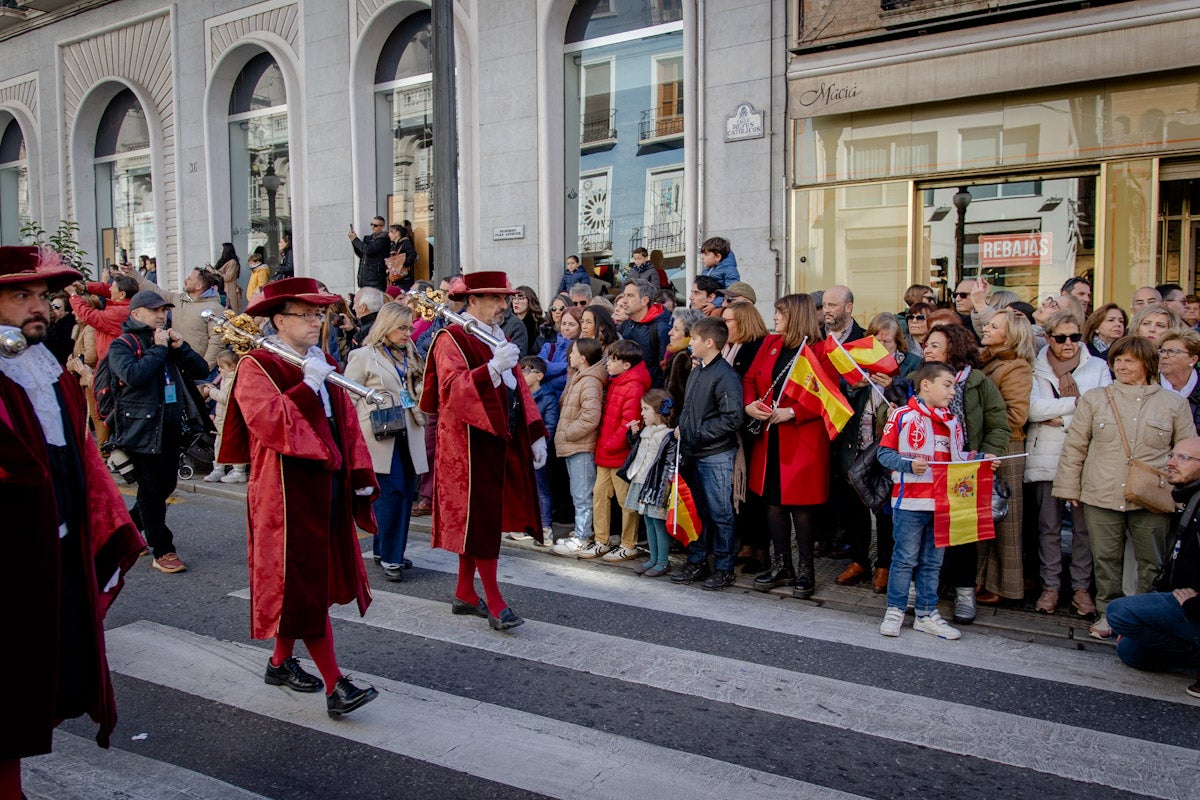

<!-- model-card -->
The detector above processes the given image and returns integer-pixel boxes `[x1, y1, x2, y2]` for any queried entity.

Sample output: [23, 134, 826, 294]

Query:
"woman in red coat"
[742, 293, 831, 599]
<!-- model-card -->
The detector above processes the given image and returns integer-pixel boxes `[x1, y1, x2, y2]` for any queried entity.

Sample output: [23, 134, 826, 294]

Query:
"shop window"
[0, 117, 28, 245]
[229, 53, 291, 270]
[564, 1, 685, 290]
[94, 89, 153, 269]
[374, 11, 433, 277]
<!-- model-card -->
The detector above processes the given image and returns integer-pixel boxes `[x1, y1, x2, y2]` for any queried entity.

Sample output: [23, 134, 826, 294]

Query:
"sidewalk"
[182, 477, 1105, 648]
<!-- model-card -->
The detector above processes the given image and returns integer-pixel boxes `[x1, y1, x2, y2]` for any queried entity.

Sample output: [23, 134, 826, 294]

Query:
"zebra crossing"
[26, 538, 1200, 800]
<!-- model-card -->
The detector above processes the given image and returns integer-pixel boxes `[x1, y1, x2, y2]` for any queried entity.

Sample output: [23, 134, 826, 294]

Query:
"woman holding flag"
[744, 294, 843, 599]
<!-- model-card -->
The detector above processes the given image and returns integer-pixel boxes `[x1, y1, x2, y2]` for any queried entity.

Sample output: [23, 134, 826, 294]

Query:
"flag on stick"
[782, 344, 854, 439]
[932, 460, 998, 547]
[666, 473, 702, 545]
[843, 335, 900, 376]
[825, 334, 867, 384]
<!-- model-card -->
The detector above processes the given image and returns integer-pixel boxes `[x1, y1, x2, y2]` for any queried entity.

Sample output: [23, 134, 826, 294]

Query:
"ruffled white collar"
[0, 326, 66, 446]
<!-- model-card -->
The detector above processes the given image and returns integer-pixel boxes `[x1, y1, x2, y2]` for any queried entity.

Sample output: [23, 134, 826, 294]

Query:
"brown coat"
[981, 348, 1033, 442]
[215, 258, 242, 313]
[554, 358, 608, 458]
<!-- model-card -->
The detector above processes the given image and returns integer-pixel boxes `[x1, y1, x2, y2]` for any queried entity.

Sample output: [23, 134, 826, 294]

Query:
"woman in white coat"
[1026, 310, 1111, 615]
[344, 303, 429, 581]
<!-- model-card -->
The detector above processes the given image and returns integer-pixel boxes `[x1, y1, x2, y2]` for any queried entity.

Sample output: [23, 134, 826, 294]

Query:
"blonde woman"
[344, 303, 428, 580]
[1131, 305, 1183, 346]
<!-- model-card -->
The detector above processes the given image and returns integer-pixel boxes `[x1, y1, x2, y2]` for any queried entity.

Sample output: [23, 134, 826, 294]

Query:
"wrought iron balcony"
[639, 109, 684, 143]
[581, 110, 617, 146]
[629, 221, 684, 256]
[579, 220, 613, 255]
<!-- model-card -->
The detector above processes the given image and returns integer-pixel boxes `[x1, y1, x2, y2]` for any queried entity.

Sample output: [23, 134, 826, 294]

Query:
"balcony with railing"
[638, 109, 684, 145]
[579, 220, 613, 255]
[629, 221, 684, 256]
[581, 110, 617, 150]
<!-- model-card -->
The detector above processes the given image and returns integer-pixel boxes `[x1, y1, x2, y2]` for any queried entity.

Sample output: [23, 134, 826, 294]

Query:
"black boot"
[793, 552, 815, 599]
[753, 552, 795, 592]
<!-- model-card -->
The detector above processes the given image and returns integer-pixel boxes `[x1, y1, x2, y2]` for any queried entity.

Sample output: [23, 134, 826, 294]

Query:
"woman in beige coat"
[1053, 335, 1195, 638]
[344, 303, 428, 581]
[551, 338, 609, 556]
[215, 243, 242, 313]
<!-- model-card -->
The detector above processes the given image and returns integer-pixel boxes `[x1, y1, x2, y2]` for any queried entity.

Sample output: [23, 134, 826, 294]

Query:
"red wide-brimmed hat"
[243, 276, 340, 317]
[0, 246, 83, 291]
[446, 270, 519, 300]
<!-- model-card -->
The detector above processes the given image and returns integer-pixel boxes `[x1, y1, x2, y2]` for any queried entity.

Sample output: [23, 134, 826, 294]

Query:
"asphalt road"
[24, 490, 1199, 800]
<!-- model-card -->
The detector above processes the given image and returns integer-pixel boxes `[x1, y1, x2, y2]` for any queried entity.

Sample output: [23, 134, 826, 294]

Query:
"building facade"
[0, 0, 786, 307]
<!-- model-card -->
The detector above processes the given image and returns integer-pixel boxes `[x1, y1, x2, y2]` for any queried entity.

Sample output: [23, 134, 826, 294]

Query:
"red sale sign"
[978, 233, 1052, 268]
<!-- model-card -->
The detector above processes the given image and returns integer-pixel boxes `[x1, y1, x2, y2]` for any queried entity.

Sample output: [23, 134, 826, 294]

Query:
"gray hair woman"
[343, 303, 428, 580]
[665, 307, 705, 413]
[1159, 328, 1200, 432]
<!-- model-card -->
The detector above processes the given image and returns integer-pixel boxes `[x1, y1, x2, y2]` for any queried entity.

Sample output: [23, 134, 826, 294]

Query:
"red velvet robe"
[0, 369, 143, 759]
[219, 350, 377, 640]
[419, 325, 547, 556]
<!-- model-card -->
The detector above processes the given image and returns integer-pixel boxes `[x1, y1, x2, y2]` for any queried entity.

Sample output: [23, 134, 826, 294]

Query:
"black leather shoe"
[752, 566, 795, 592]
[451, 597, 489, 617]
[372, 555, 381, 565]
[793, 575, 815, 600]
[326, 676, 378, 718]
[400, 558, 413, 570]
[488, 607, 525, 631]
[264, 657, 323, 693]
[670, 562, 711, 584]
[701, 569, 735, 591]
[382, 564, 404, 582]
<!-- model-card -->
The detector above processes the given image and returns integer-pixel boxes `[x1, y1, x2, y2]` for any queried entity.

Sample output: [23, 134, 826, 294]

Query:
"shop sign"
[725, 103, 765, 142]
[979, 233, 1052, 268]
[795, 81, 860, 110]
[492, 225, 525, 241]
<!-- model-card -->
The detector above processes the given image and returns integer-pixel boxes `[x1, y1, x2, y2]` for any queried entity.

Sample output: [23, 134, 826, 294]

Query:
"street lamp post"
[262, 162, 281, 266]
[952, 187, 973, 297]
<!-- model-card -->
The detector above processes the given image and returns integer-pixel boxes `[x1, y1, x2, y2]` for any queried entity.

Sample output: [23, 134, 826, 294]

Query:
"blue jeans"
[886, 508, 944, 616]
[564, 453, 596, 541]
[646, 516, 670, 567]
[682, 449, 737, 572]
[1108, 592, 1200, 670]
[535, 464, 551, 529]
[373, 440, 417, 566]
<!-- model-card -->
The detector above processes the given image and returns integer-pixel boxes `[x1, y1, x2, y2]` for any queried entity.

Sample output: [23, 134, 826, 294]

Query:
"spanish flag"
[825, 335, 867, 384]
[782, 345, 854, 439]
[931, 460, 998, 547]
[843, 335, 900, 376]
[666, 474, 702, 545]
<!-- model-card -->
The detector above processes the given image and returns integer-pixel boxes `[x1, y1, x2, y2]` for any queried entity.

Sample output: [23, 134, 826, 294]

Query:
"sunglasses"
[550, 306, 566, 312]
[51, 304, 64, 311]
[909, 314, 927, 321]
[954, 292, 971, 299]
[371, 222, 384, 228]
[1050, 333, 1083, 343]
[574, 300, 588, 307]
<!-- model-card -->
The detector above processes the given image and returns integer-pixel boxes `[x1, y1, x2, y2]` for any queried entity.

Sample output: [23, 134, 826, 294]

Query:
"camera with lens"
[101, 440, 137, 484]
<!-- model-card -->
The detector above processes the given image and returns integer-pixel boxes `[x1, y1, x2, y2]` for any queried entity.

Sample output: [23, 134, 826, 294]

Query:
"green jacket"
[962, 366, 1011, 456]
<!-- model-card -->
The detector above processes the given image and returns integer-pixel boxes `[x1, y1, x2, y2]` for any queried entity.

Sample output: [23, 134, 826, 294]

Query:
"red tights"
[271, 616, 341, 696]
[455, 554, 507, 614]
[0, 758, 19, 800]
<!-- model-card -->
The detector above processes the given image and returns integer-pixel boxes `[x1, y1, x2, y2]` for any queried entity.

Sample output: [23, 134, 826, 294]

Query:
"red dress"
[742, 334, 832, 506]
[419, 325, 547, 556]
[219, 350, 377, 640]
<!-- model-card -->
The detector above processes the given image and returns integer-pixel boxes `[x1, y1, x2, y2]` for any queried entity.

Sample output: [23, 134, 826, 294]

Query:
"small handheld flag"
[825, 334, 867, 384]
[843, 335, 900, 376]
[666, 473, 702, 545]
[782, 344, 854, 439]
[932, 460, 998, 547]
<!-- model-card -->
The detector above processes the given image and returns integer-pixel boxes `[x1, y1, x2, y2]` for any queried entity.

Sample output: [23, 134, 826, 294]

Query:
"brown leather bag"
[1106, 388, 1176, 514]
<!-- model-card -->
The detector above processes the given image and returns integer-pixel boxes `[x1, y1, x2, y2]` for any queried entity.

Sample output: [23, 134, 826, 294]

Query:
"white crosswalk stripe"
[230, 587, 1200, 800]
[103, 620, 869, 800]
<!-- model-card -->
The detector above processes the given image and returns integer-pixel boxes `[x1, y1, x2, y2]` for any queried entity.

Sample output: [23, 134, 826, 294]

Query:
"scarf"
[950, 365, 970, 425]
[896, 396, 966, 460]
[663, 335, 690, 373]
[1045, 347, 1081, 398]
[0, 330, 66, 446]
[1091, 334, 1110, 355]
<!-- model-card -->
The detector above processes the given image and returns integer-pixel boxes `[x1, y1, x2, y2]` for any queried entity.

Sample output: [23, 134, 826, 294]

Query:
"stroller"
[176, 377, 217, 480]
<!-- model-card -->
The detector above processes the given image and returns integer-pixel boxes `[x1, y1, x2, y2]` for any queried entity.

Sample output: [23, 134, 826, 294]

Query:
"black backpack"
[93, 333, 142, 422]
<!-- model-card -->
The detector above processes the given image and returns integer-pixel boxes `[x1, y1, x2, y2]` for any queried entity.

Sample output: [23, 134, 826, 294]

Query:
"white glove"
[532, 437, 547, 470]
[354, 486, 374, 497]
[488, 342, 521, 375]
[303, 356, 336, 391]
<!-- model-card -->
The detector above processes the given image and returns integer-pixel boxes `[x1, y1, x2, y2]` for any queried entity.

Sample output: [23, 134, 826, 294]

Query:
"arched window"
[229, 52, 290, 268]
[375, 10, 433, 277]
[94, 89, 153, 268]
[564, 0, 684, 291]
[0, 117, 28, 245]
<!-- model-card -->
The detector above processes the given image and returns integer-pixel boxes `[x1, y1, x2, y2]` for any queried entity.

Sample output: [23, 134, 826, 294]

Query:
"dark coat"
[619, 304, 672, 387]
[678, 354, 742, 460]
[274, 245, 294, 279]
[500, 309, 529, 356]
[352, 232, 390, 290]
[1186, 373, 1200, 435]
[636, 432, 678, 509]
[557, 267, 591, 295]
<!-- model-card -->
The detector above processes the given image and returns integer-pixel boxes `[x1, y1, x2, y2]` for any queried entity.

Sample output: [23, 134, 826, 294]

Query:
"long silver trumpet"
[406, 288, 504, 348]
[201, 309, 386, 405]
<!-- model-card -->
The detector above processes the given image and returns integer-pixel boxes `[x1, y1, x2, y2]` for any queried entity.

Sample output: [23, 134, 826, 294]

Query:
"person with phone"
[348, 216, 389, 292]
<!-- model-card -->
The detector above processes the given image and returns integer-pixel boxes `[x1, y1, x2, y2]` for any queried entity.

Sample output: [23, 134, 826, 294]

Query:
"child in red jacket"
[582, 339, 651, 561]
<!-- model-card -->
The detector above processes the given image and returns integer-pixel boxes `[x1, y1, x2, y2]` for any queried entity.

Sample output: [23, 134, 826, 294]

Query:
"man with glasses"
[1158, 283, 1188, 320]
[1107, 436, 1200, 700]
[220, 277, 380, 716]
[568, 282, 593, 308]
[348, 216, 390, 291]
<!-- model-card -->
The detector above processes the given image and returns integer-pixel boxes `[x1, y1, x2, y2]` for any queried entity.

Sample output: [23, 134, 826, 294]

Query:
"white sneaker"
[505, 531, 533, 541]
[880, 607, 904, 637]
[538, 527, 555, 547]
[220, 468, 247, 484]
[914, 610, 961, 640]
[906, 582, 917, 613]
[551, 538, 586, 557]
[601, 545, 639, 562]
[577, 541, 612, 560]
[203, 466, 226, 482]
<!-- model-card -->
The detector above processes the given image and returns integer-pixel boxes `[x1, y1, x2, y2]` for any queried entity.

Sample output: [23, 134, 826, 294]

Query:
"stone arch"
[0, 75, 40, 230]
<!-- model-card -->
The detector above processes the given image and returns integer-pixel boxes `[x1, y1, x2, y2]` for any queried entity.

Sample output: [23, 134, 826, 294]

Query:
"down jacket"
[554, 358, 609, 458]
[595, 361, 651, 467]
[1024, 347, 1111, 483]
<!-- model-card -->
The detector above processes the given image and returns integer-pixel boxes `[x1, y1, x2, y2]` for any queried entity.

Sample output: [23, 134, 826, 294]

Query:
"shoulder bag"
[1106, 388, 1176, 515]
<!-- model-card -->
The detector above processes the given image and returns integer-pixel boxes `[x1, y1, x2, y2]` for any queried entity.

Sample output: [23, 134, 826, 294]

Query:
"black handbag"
[369, 401, 408, 441]
[848, 441, 892, 512]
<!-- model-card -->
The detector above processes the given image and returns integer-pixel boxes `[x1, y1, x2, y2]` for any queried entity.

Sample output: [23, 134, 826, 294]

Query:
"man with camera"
[0, 246, 144, 799]
[108, 290, 209, 574]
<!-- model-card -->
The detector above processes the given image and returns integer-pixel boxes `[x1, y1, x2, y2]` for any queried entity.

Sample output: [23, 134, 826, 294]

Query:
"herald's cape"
[219, 349, 377, 639]
[419, 324, 547, 556]
[0, 369, 143, 759]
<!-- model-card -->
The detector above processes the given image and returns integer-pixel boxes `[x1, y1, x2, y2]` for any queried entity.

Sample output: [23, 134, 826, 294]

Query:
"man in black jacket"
[349, 217, 390, 291]
[671, 317, 744, 591]
[108, 291, 209, 574]
[1108, 436, 1200, 699]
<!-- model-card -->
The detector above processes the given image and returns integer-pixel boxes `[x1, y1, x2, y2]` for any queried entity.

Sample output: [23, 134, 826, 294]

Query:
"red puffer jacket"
[595, 361, 651, 467]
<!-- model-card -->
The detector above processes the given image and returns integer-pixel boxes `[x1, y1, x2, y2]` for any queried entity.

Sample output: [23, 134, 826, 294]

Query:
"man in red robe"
[0, 246, 144, 799]
[220, 277, 380, 717]
[420, 271, 547, 631]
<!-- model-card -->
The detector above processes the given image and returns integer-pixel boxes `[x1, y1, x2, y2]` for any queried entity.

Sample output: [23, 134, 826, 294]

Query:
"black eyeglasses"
[574, 300, 588, 307]
[909, 314, 927, 321]
[370, 222, 384, 228]
[279, 311, 323, 322]
[1050, 333, 1083, 344]
[954, 292, 971, 300]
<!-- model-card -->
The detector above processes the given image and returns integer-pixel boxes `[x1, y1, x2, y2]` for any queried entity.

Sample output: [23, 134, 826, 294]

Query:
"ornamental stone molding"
[207, 0, 300, 73]
[0, 73, 37, 121]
